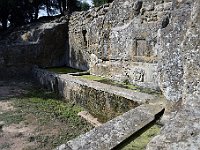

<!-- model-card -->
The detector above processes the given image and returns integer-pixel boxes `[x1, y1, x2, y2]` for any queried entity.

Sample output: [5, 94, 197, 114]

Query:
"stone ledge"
[59, 74, 156, 103]
[56, 104, 164, 150]
[33, 68, 162, 123]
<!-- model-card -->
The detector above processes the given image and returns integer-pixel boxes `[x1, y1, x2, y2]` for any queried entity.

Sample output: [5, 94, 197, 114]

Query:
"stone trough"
[33, 67, 165, 149]
[56, 104, 164, 150]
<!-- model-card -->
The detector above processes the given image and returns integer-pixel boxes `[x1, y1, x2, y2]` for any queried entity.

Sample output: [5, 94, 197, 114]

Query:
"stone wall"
[0, 17, 68, 78]
[146, 0, 200, 149]
[68, 0, 173, 89]
[156, 0, 193, 102]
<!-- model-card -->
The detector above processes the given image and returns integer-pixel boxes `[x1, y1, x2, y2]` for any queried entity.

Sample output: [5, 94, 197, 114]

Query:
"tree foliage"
[0, 0, 89, 31]
[92, 0, 113, 7]
[81, 1, 90, 11]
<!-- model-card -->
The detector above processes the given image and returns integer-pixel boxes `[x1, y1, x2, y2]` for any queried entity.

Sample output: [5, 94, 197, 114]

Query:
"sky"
[83, 0, 93, 5]
[87, 0, 93, 5]
[39, 0, 93, 17]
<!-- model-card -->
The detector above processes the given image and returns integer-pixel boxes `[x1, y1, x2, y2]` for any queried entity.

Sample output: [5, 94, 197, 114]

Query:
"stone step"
[78, 111, 102, 127]
[56, 104, 164, 150]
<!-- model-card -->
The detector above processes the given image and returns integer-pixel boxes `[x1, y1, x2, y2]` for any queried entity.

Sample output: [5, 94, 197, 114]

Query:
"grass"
[47, 67, 161, 95]
[0, 87, 93, 149]
[79, 75, 161, 95]
[119, 124, 161, 150]
[0, 111, 24, 125]
[47, 67, 83, 74]
[80, 75, 105, 81]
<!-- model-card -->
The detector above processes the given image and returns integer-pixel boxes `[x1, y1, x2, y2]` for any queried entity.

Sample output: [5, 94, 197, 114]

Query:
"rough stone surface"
[0, 18, 68, 78]
[78, 111, 102, 127]
[56, 104, 164, 150]
[147, 0, 200, 149]
[156, 0, 193, 102]
[68, 0, 173, 89]
[33, 68, 160, 121]
[0, 0, 199, 148]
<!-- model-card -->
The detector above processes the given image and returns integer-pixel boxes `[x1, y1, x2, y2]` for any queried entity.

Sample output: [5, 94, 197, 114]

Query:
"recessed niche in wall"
[136, 39, 148, 56]
[82, 29, 87, 47]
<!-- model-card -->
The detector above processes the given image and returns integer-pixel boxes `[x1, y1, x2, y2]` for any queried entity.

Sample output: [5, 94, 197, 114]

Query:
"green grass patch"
[14, 97, 83, 125]
[80, 75, 105, 81]
[0, 111, 24, 125]
[13, 89, 90, 126]
[47, 67, 83, 74]
[120, 124, 161, 150]
[0, 87, 93, 149]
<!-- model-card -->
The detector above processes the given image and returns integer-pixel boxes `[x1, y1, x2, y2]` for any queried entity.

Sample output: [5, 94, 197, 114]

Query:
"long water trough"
[33, 67, 166, 150]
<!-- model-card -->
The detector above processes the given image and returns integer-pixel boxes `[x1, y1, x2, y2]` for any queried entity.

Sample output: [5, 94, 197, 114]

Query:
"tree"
[58, 0, 66, 14]
[0, 0, 9, 30]
[92, 0, 113, 7]
[0, 0, 84, 31]
[31, 0, 43, 20]
[92, 0, 107, 7]
[81, 1, 90, 11]
[9, 0, 33, 26]
[67, 0, 81, 14]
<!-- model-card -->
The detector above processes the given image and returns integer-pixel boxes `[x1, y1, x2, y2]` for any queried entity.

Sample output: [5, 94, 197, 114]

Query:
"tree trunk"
[1, 7, 8, 30]
[2, 17, 8, 30]
[58, 0, 63, 14]
[35, 6, 39, 20]
[62, 0, 66, 12]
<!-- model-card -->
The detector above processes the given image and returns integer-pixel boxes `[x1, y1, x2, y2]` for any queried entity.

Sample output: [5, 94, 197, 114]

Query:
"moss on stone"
[80, 75, 105, 81]
[47, 67, 83, 74]
[79, 75, 161, 95]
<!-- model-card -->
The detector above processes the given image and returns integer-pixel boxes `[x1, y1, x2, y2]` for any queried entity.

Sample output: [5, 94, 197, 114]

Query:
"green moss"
[47, 67, 83, 74]
[79, 75, 161, 95]
[80, 75, 105, 81]
[120, 124, 161, 150]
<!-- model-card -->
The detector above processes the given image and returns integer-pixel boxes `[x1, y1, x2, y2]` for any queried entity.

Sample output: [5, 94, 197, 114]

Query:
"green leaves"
[92, 0, 108, 7]
[81, 0, 90, 11]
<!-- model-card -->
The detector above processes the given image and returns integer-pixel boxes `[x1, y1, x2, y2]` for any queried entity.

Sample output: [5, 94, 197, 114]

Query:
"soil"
[0, 80, 92, 150]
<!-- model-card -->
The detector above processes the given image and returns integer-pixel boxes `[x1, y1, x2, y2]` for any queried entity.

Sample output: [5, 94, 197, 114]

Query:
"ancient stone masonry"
[56, 104, 164, 150]
[147, 0, 200, 149]
[0, 0, 199, 149]
[68, 0, 173, 89]
[66, 1, 200, 148]
[0, 17, 68, 78]
[33, 68, 160, 122]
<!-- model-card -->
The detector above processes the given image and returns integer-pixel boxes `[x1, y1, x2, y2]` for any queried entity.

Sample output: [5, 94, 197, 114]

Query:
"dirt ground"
[0, 80, 92, 150]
